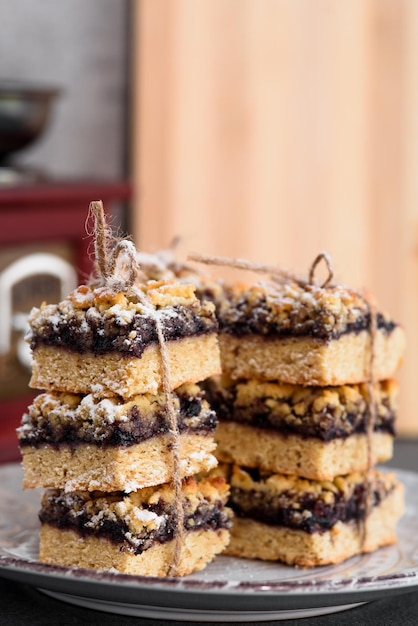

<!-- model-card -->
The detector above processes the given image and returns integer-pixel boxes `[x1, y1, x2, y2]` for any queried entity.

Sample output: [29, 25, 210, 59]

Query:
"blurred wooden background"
[131, 0, 418, 434]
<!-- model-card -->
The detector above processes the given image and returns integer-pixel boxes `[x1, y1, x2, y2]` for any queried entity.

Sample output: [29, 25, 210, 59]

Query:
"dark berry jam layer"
[205, 385, 395, 441]
[229, 479, 392, 534]
[19, 393, 217, 449]
[219, 299, 395, 341]
[39, 491, 232, 554]
[29, 305, 217, 357]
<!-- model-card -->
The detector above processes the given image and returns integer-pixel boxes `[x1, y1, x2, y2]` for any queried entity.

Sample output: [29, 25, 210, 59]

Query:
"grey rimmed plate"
[0, 463, 417, 622]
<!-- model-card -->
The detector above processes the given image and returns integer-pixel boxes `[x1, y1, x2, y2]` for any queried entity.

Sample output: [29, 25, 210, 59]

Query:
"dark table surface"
[1, 439, 417, 626]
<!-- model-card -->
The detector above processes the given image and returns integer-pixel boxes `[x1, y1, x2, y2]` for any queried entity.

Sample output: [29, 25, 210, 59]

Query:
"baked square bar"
[222, 465, 404, 567]
[28, 280, 221, 398]
[208, 377, 397, 480]
[18, 384, 218, 491]
[38, 475, 232, 576]
[217, 281, 405, 385]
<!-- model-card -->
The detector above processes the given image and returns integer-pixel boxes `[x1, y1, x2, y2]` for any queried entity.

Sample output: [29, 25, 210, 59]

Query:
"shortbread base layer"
[30, 334, 221, 398]
[215, 422, 393, 481]
[21, 433, 217, 492]
[39, 525, 230, 577]
[219, 328, 405, 386]
[225, 482, 404, 567]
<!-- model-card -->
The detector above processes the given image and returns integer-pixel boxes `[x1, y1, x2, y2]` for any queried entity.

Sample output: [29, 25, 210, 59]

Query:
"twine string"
[188, 251, 335, 288]
[362, 298, 378, 548]
[89, 201, 184, 576]
[88, 200, 113, 281]
[153, 317, 185, 576]
[131, 285, 185, 577]
[188, 253, 307, 286]
[88, 210, 377, 566]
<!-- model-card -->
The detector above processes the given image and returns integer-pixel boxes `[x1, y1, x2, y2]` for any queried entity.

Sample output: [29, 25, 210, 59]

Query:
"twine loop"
[308, 252, 334, 288]
[188, 251, 335, 288]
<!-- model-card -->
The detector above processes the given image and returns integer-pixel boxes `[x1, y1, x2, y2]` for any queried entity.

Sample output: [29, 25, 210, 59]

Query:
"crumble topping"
[216, 280, 397, 339]
[205, 377, 397, 440]
[229, 465, 396, 502]
[39, 476, 232, 552]
[18, 384, 217, 447]
[26, 280, 218, 357]
[68, 280, 198, 311]
[225, 465, 397, 533]
[133, 250, 231, 315]
[129, 474, 230, 508]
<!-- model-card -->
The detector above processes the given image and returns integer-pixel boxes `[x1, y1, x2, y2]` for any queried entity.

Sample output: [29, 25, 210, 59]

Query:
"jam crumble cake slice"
[18, 384, 218, 492]
[28, 280, 221, 398]
[222, 465, 404, 567]
[207, 377, 397, 480]
[38, 475, 232, 577]
[217, 281, 405, 385]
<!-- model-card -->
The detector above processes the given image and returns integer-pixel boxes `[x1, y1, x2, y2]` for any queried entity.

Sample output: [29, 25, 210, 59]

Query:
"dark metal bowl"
[0, 81, 60, 163]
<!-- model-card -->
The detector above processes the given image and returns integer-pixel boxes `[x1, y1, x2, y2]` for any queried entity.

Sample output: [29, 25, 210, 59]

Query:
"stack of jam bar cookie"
[206, 273, 406, 567]
[18, 259, 232, 576]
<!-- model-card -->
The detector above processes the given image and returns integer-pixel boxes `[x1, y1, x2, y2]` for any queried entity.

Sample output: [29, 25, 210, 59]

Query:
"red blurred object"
[0, 394, 35, 463]
[0, 180, 131, 463]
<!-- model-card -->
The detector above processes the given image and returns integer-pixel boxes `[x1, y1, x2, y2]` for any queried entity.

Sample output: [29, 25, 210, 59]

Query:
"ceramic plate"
[0, 463, 417, 622]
